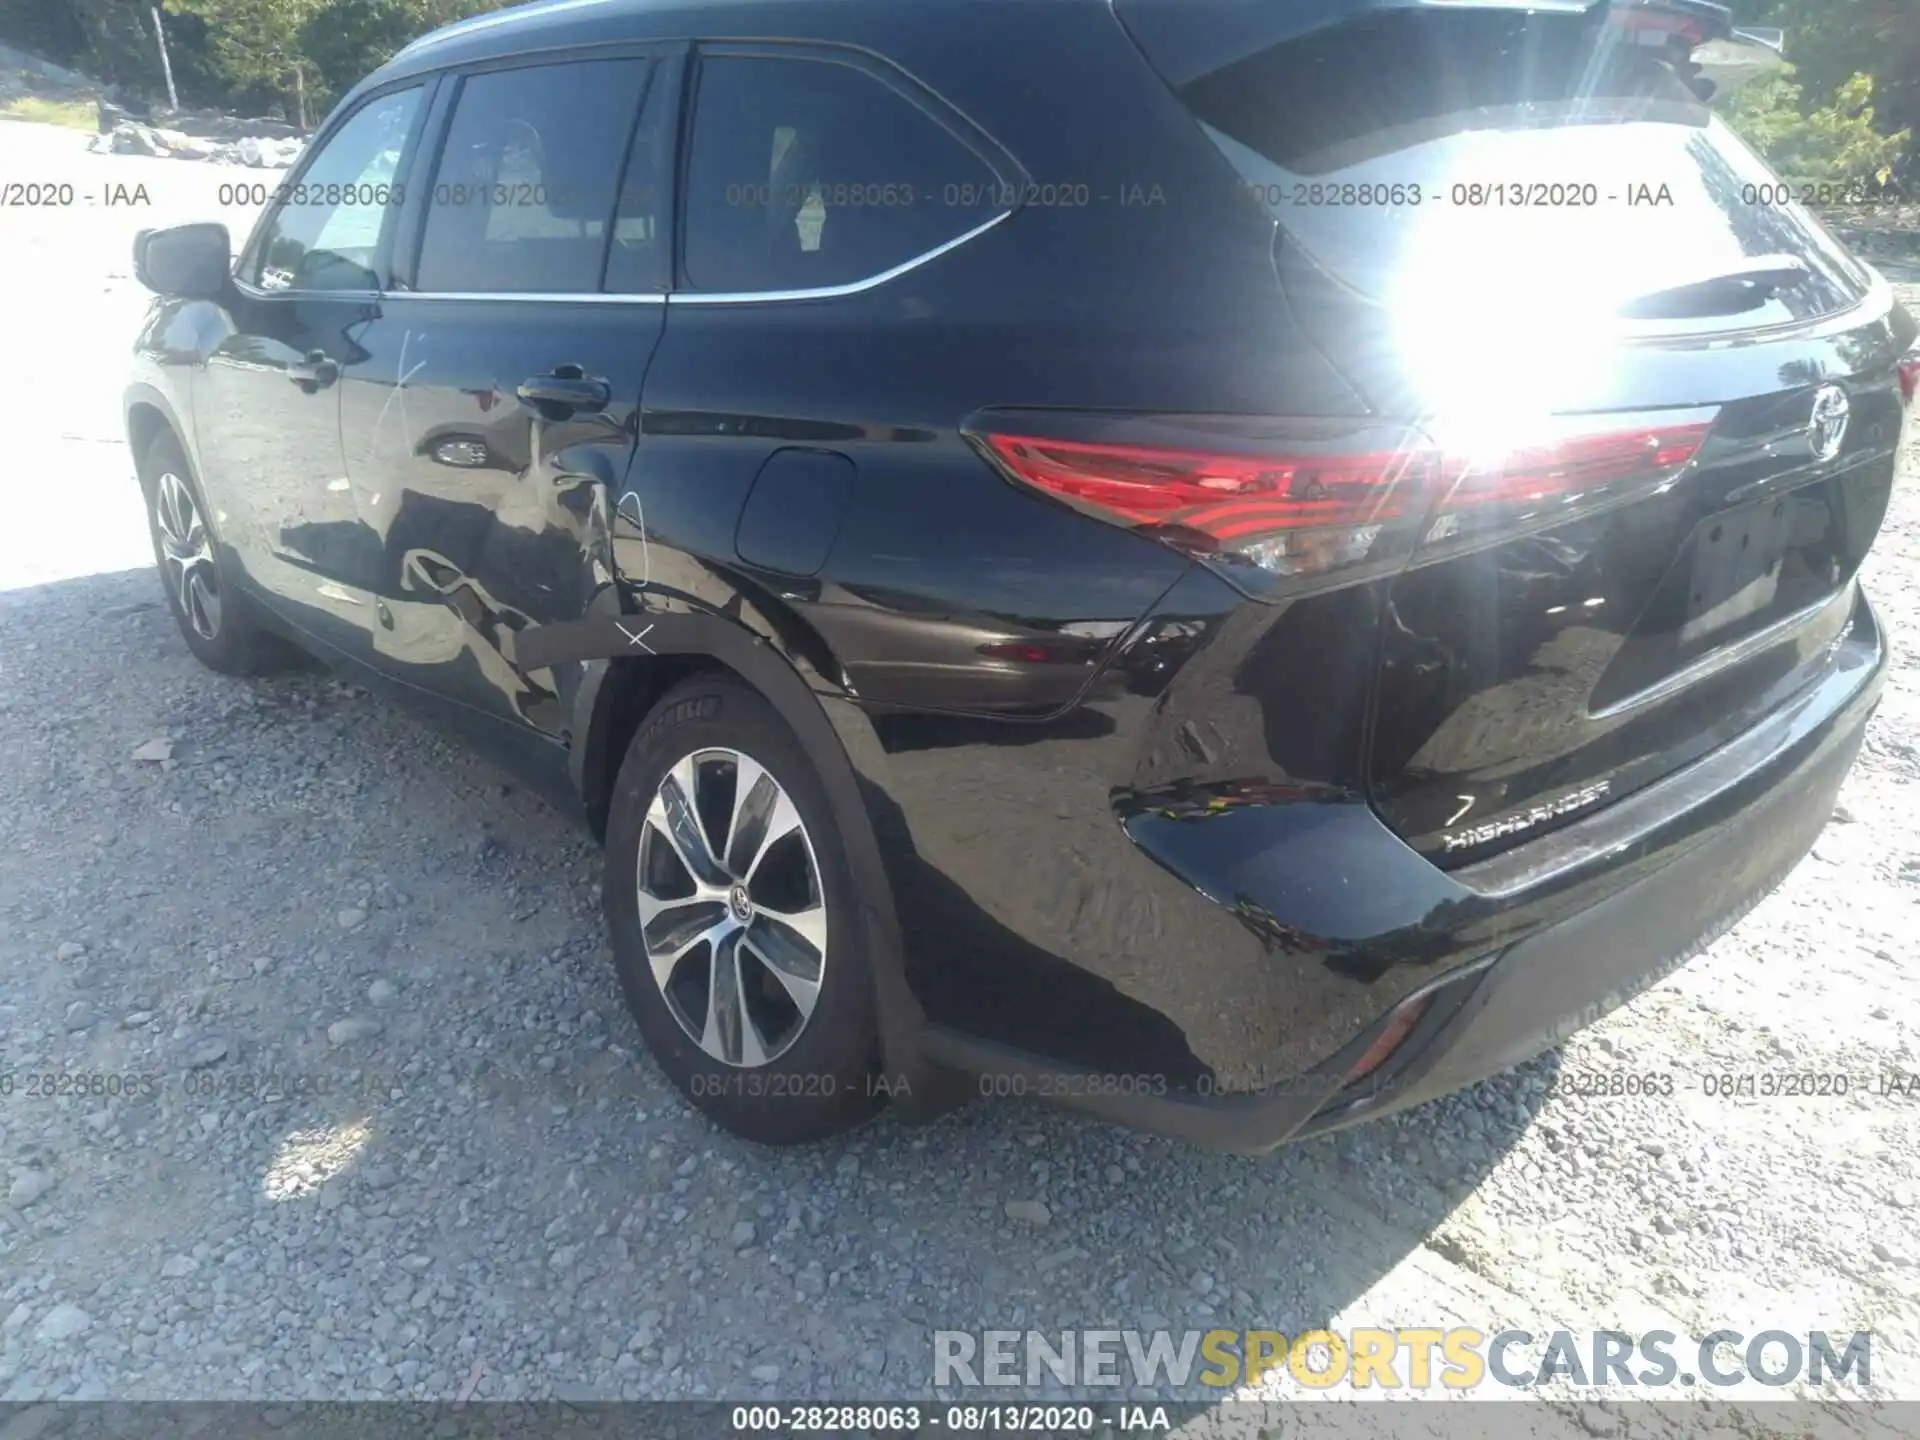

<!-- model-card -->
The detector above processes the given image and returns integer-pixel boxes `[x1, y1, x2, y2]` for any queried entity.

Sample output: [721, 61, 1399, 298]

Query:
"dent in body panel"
[335, 298, 659, 734]
[850, 565, 1481, 1094]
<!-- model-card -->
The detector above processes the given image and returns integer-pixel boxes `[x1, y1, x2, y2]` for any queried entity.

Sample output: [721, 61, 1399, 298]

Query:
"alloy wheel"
[154, 470, 222, 641]
[636, 747, 828, 1066]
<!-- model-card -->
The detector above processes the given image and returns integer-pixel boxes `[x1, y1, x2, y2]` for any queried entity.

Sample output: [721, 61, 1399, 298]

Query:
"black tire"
[138, 429, 301, 675]
[604, 673, 885, 1144]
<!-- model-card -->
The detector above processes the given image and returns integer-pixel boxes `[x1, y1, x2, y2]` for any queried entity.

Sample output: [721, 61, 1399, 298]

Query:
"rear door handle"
[288, 350, 339, 389]
[517, 366, 611, 416]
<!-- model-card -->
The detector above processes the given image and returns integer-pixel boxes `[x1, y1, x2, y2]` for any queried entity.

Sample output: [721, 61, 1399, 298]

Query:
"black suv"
[128, 0, 1915, 1149]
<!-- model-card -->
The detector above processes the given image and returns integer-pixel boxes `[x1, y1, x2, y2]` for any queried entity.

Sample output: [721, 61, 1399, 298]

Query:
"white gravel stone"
[8, 1171, 54, 1208]
[326, 1016, 383, 1046]
[184, 1037, 229, 1067]
[33, 1305, 92, 1342]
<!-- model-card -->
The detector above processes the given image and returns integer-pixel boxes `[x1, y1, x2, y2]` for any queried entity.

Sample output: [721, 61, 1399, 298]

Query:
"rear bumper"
[918, 586, 1885, 1152]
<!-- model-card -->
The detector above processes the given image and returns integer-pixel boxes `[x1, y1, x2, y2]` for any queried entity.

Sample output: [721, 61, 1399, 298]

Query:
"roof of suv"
[379, 0, 1094, 84]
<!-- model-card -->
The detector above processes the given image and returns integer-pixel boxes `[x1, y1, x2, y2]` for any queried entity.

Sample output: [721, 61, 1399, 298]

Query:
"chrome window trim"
[224, 207, 1008, 304]
[393, 290, 667, 303]
[670, 209, 1011, 305]
[229, 277, 664, 304]
[230, 276, 381, 301]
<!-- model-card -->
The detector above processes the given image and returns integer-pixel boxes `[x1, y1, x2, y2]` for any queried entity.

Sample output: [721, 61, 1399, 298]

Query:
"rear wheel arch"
[576, 653, 724, 843]
[574, 577, 851, 838]
[573, 601, 950, 1115]
[575, 616, 860, 859]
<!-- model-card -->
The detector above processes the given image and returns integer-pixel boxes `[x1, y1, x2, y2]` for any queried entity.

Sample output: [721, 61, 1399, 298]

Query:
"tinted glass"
[1180, 12, 1872, 333]
[683, 54, 994, 293]
[604, 60, 674, 294]
[254, 86, 420, 292]
[415, 59, 650, 294]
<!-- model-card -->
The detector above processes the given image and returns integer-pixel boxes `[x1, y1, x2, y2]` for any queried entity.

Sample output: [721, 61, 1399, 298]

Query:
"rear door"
[1117, 0, 1914, 865]
[336, 47, 678, 735]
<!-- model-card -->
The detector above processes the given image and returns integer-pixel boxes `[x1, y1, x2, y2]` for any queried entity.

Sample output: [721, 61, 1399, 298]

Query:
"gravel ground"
[1, 122, 1917, 1421]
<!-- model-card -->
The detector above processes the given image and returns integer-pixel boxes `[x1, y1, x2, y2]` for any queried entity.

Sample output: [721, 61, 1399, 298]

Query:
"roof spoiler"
[1694, 26, 1788, 97]
[1604, 0, 1786, 95]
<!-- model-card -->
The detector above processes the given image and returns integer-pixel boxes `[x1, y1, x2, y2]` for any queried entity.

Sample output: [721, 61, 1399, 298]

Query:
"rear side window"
[254, 86, 421, 292]
[1174, 9, 1874, 333]
[683, 53, 995, 294]
[414, 59, 651, 294]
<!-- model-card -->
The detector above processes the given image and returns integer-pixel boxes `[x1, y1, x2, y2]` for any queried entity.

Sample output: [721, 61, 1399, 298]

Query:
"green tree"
[1721, 68, 1910, 189]
[1735, 0, 1918, 178]
[298, 0, 489, 99]
[170, 0, 325, 122]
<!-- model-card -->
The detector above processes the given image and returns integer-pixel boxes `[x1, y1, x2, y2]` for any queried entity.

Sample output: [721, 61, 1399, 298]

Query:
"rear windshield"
[1179, 9, 1875, 334]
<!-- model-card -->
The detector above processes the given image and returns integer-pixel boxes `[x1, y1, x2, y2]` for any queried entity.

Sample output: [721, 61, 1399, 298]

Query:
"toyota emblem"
[1808, 384, 1850, 462]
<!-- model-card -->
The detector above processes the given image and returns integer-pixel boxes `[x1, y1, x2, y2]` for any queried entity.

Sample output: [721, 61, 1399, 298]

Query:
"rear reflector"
[972, 412, 1716, 597]
[1341, 992, 1435, 1089]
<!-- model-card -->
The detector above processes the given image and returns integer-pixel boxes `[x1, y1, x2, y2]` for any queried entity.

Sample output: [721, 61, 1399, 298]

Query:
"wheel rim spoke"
[649, 913, 730, 991]
[185, 571, 221, 639]
[639, 895, 728, 957]
[752, 901, 826, 962]
[741, 924, 822, 1021]
[158, 475, 185, 542]
[636, 743, 827, 1069]
[723, 754, 775, 876]
[155, 473, 220, 640]
[646, 760, 727, 889]
[741, 787, 802, 885]
[702, 930, 770, 1067]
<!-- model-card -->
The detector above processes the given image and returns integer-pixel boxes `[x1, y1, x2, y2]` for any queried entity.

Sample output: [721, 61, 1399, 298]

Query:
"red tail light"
[971, 412, 1716, 596]
[1434, 425, 1711, 509]
[1421, 421, 1713, 554]
[978, 434, 1423, 539]
[1898, 354, 1920, 408]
